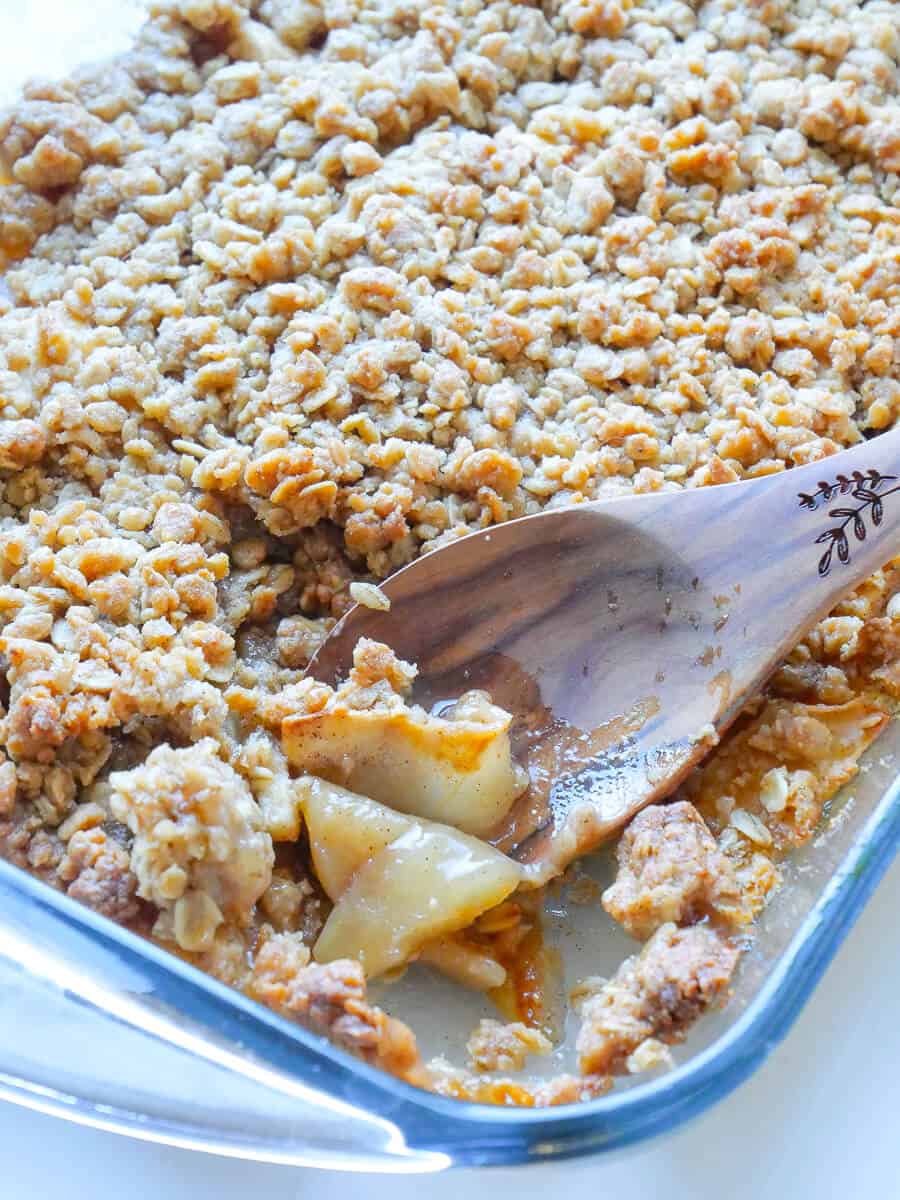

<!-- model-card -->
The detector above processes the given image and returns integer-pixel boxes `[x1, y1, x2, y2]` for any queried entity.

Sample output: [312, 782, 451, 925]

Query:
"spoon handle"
[565, 427, 900, 759]
[750, 428, 900, 609]
[618, 427, 900, 731]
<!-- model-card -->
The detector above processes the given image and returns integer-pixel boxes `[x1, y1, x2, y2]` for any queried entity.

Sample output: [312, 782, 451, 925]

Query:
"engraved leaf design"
[798, 469, 897, 516]
[852, 486, 879, 503]
[801, 465, 896, 573]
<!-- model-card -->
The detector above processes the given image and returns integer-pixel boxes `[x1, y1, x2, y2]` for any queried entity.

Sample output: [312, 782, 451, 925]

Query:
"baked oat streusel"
[0, 0, 897, 1104]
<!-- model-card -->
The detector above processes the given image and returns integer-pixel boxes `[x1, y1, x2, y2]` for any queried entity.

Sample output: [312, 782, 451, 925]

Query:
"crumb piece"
[576, 923, 739, 1076]
[349, 581, 391, 611]
[259, 865, 324, 942]
[58, 826, 140, 923]
[0, 760, 17, 818]
[249, 933, 421, 1079]
[729, 807, 774, 846]
[276, 615, 328, 669]
[466, 1018, 552, 1073]
[603, 801, 749, 939]
[626, 1037, 675, 1074]
[429, 1058, 611, 1106]
[109, 739, 273, 951]
[57, 801, 106, 841]
[347, 637, 416, 693]
[0, 419, 46, 470]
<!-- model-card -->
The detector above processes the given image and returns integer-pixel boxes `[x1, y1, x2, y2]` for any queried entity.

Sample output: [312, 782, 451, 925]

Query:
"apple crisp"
[0, 0, 897, 1105]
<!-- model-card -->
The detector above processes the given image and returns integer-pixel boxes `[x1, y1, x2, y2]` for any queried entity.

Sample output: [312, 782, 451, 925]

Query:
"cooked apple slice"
[298, 775, 414, 899]
[300, 776, 521, 978]
[313, 820, 521, 978]
[283, 690, 523, 837]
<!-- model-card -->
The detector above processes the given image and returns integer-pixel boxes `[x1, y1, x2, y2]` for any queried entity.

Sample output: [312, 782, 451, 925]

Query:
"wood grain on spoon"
[309, 430, 900, 879]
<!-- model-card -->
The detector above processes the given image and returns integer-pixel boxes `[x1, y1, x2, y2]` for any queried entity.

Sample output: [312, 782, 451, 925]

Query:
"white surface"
[0, 0, 143, 105]
[3, 851, 897, 1198]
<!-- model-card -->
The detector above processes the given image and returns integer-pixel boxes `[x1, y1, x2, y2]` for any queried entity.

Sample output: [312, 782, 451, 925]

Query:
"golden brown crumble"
[57, 825, 142, 923]
[602, 799, 751, 939]
[466, 1018, 553, 1072]
[0, 0, 897, 1105]
[576, 923, 740, 1076]
[109, 737, 274, 950]
[249, 932, 423, 1081]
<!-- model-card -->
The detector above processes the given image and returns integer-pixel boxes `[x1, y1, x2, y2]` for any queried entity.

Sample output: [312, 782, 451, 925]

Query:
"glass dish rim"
[0, 766, 896, 1170]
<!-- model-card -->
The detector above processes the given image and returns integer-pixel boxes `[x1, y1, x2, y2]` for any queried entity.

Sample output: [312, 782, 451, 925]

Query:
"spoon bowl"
[310, 432, 900, 877]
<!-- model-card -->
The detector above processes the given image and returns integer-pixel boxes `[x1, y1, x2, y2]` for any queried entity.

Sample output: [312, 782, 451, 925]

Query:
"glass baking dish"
[0, 714, 896, 1170]
[1, 0, 899, 1173]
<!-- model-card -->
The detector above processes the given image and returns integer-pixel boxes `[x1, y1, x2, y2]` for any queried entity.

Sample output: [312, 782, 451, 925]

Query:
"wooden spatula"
[310, 430, 900, 878]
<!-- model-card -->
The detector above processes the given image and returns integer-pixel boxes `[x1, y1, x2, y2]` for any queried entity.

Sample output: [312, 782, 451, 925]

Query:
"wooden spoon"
[309, 431, 900, 879]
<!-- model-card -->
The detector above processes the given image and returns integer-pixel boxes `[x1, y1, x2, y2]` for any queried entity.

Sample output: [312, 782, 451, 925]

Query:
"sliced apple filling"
[284, 696, 524, 837]
[300, 777, 521, 978]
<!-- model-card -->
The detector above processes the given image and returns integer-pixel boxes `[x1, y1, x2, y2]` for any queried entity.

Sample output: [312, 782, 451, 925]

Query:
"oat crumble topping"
[0, 0, 897, 1104]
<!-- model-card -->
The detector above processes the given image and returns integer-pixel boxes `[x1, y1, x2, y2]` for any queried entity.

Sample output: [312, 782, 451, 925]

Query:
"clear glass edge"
[0, 771, 896, 1171]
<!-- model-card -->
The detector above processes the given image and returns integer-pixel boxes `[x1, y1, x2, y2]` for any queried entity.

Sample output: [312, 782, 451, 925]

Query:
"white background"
[1, 2, 897, 1196]
[2, 852, 896, 1198]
